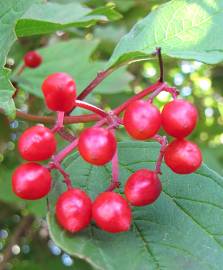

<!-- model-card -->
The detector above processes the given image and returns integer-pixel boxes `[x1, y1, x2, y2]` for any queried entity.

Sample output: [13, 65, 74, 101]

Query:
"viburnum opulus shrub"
[12, 48, 202, 234]
[1, 1, 223, 269]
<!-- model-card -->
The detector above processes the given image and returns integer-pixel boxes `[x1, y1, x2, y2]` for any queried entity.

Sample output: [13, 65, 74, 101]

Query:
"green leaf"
[14, 39, 133, 98]
[0, 0, 36, 117]
[0, 69, 16, 118]
[16, 2, 122, 37]
[48, 142, 223, 270]
[0, 0, 37, 67]
[0, 1, 120, 118]
[108, 0, 223, 68]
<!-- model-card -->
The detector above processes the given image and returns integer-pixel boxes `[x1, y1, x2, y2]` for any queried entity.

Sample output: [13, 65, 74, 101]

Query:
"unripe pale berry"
[18, 126, 57, 161]
[42, 72, 76, 112]
[92, 192, 132, 233]
[164, 139, 202, 174]
[78, 127, 117, 166]
[123, 100, 161, 140]
[124, 169, 162, 206]
[24, 51, 42, 68]
[12, 163, 51, 200]
[56, 188, 92, 233]
[161, 99, 198, 138]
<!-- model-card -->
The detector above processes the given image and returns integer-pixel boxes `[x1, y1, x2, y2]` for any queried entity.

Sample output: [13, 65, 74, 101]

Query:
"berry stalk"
[75, 100, 108, 118]
[106, 130, 120, 191]
[152, 135, 168, 174]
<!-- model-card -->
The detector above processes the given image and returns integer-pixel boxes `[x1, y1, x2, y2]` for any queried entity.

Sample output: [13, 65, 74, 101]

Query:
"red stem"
[53, 138, 79, 164]
[106, 130, 120, 191]
[51, 111, 64, 133]
[67, 69, 113, 115]
[49, 161, 73, 190]
[148, 83, 167, 102]
[10, 81, 166, 125]
[114, 81, 166, 115]
[75, 100, 108, 118]
[152, 135, 168, 174]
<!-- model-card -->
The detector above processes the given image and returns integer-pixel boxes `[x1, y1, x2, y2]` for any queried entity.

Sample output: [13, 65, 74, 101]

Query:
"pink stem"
[51, 111, 64, 133]
[148, 83, 167, 102]
[53, 138, 79, 164]
[49, 161, 73, 190]
[165, 86, 179, 99]
[67, 69, 113, 115]
[75, 100, 108, 118]
[114, 81, 166, 115]
[106, 130, 120, 191]
[152, 135, 168, 174]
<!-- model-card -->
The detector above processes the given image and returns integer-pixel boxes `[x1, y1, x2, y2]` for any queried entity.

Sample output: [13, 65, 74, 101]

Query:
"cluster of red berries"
[12, 51, 202, 234]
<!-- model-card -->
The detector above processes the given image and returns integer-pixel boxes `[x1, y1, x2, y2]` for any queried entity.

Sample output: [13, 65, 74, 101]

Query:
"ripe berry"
[24, 51, 42, 68]
[56, 188, 92, 233]
[161, 99, 198, 138]
[92, 192, 131, 233]
[42, 73, 76, 112]
[164, 139, 202, 174]
[12, 163, 51, 200]
[78, 127, 117, 166]
[18, 126, 57, 161]
[123, 100, 161, 140]
[124, 169, 162, 206]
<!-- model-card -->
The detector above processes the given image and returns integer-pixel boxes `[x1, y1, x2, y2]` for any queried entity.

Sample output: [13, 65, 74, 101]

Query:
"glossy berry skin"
[92, 192, 132, 233]
[12, 163, 51, 200]
[123, 100, 161, 140]
[42, 72, 76, 112]
[164, 139, 202, 174]
[18, 126, 57, 161]
[56, 188, 92, 233]
[124, 169, 162, 206]
[24, 51, 42, 68]
[78, 127, 117, 166]
[161, 99, 198, 138]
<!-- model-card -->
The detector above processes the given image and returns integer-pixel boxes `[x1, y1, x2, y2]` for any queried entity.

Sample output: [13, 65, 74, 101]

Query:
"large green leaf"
[0, 0, 36, 67]
[48, 142, 223, 270]
[16, 2, 122, 37]
[0, 0, 37, 118]
[14, 39, 133, 98]
[108, 0, 223, 68]
[0, 0, 120, 118]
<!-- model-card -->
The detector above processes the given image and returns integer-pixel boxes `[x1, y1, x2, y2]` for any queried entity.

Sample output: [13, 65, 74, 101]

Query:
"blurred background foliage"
[0, 0, 222, 269]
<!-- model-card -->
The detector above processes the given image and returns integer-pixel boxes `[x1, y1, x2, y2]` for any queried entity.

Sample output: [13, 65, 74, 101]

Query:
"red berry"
[78, 127, 117, 166]
[124, 169, 162, 206]
[18, 126, 57, 161]
[56, 188, 92, 233]
[123, 100, 161, 140]
[42, 73, 76, 112]
[161, 99, 198, 138]
[24, 51, 42, 68]
[92, 192, 132, 233]
[12, 163, 51, 200]
[164, 139, 202, 174]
